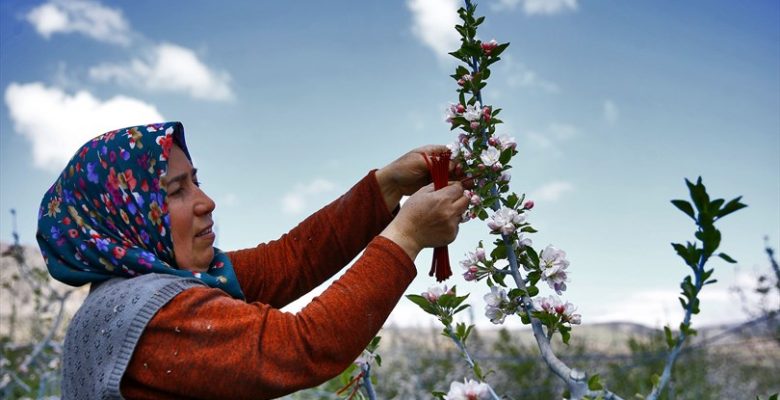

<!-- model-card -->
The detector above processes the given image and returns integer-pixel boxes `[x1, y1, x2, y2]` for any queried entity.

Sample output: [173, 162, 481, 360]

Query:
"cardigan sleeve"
[120, 236, 416, 400]
[227, 170, 395, 307]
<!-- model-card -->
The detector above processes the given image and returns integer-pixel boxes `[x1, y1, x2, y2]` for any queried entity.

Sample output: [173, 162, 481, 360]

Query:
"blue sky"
[1, 0, 778, 329]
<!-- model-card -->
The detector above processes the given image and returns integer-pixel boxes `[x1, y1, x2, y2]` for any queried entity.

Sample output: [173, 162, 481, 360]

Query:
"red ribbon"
[422, 151, 453, 282]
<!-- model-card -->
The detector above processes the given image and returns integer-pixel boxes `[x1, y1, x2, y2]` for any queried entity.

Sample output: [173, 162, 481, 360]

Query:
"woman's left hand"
[375, 145, 462, 212]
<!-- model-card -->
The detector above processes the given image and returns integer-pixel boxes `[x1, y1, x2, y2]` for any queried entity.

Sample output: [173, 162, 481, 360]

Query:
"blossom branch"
[360, 363, 377, 400]
[442, 324, 501, 400]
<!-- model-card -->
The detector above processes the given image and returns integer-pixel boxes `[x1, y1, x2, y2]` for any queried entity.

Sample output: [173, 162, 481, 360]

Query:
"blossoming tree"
[404, 2, 750, 399]
[332, 2, 757, 399]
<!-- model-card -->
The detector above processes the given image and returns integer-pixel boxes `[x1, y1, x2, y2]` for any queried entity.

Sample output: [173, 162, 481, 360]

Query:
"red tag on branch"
[422, 151, 453, 282]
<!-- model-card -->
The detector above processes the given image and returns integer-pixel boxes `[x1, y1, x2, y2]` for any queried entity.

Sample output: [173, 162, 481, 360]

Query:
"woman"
[37, 122, 468, 399]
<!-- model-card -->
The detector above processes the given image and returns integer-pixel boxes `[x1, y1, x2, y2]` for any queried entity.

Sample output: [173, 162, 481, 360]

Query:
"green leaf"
[492, 42, 510, 57]
[560, 325, 571, 344]
[520, 225, 538, 233]
[717, 196, 747, 219]
[699, 227, 722, 258]
[709, 198, 725, 212]
[505, 192, 519, 208]
[527, 270, 541, 285]
[651, 373, 660, 387]
[526, 246, 540, 268]
[588, 374, 604, 390]
[473, 362, 484, 380]
[671, 242, 697, 269]
[406, 294, 438, 316]
[454, 304, 470, 314]
[499, 148, 513, 165]
[527, 285, 539, 297]
[686, 177, 710, 214]
[493, 269, 507, 286]
[374, 354, 382, 367]
[718, 252, 737, 263]
[671, 199, 696, 220]
[491, 244, 508, 260]
[664, 326, 675, 349]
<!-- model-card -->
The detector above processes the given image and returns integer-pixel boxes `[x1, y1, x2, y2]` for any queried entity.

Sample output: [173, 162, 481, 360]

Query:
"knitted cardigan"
[62, 171, 417, 399]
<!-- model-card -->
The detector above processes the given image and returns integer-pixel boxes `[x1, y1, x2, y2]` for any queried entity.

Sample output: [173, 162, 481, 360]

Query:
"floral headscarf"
[36, 122, 244, 299]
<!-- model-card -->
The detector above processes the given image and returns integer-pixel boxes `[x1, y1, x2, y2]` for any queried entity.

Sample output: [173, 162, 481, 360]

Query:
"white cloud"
[604, 99, 619, 125]
[25, 0, 131, 45]
[529, 181, 574, 202]
[492, 0, 578, 15]
[407, 0, 460, 60]
[4, 82, 164, 172]
[281, 179, 336, 215]
[523, 122, 579, 156]
[588, 287, 757, 328]
[89, 43, 234, 101]
[502, 55, 559, 93]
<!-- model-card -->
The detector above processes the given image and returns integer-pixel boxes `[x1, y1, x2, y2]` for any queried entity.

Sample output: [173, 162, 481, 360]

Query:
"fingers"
[415, 144, 449, 155]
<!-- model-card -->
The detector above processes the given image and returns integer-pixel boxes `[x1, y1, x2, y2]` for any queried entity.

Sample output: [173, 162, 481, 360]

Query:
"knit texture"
[61, 273, 204, 399]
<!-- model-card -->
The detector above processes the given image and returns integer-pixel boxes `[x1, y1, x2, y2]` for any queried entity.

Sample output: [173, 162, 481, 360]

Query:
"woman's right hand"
[380, 181, 469, 261]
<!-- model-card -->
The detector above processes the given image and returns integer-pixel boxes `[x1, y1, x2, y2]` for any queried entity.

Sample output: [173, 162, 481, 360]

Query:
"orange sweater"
[120, 171, 416, 399]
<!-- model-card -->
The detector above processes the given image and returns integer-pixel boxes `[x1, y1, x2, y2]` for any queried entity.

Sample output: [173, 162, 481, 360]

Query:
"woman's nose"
[195, 188, 216, 215]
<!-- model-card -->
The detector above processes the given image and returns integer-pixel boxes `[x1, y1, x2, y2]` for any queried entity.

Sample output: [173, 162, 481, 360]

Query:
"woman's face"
[164, 144, 216, 272]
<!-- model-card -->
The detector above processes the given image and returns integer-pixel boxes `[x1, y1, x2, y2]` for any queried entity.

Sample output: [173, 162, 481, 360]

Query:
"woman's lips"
[196, 225, 215, 241]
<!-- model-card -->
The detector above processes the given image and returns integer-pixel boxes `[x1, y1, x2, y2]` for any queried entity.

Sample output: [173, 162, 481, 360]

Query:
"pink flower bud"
[492, 163, 503, 171]
[470, 195, 481, 205]
[523, 200, 535, 210]
[463, 270, 477, 281]
[488, 137, 498, 146]
[481, 39, 498, 55]
[475, 248, 486, 261]
[456, 104, 466, 113]
[463, 189, 473, 198]
[470, 121, 480, 130]
[457, 79, 465, 86]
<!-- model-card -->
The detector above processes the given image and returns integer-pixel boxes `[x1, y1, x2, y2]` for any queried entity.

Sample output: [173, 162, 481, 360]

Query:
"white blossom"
[484, 286, 508, 307]
[445, 378, 491, 400]
[447, 140, 461, 158]
[480, 145, 501, 167]
[496, 133, 517, 150]
[445, 104, 459, 122]
[462, 102, 482, 122]
[485, 305, 507, 324]
[460, 248, 485, 270]
[539, 245, 570, 294]
[487, 207, 526, 235]
[516, 232, 532, 248]
[484, 286, 509, 324]
[561, 301, 582, 325]
[354, 350, 375, 368]
[422, 285, 449, 303]
[533, 295, 582, 325]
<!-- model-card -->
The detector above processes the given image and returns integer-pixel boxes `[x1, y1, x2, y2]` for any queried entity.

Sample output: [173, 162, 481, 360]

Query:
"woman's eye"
[168, 187, 182, 196]
[194, 180, 202, 188]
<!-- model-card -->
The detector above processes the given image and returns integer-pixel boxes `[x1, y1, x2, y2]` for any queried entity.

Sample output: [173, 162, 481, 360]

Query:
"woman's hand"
[380, 181, 469, 261]
[375, 145, 462, 212]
